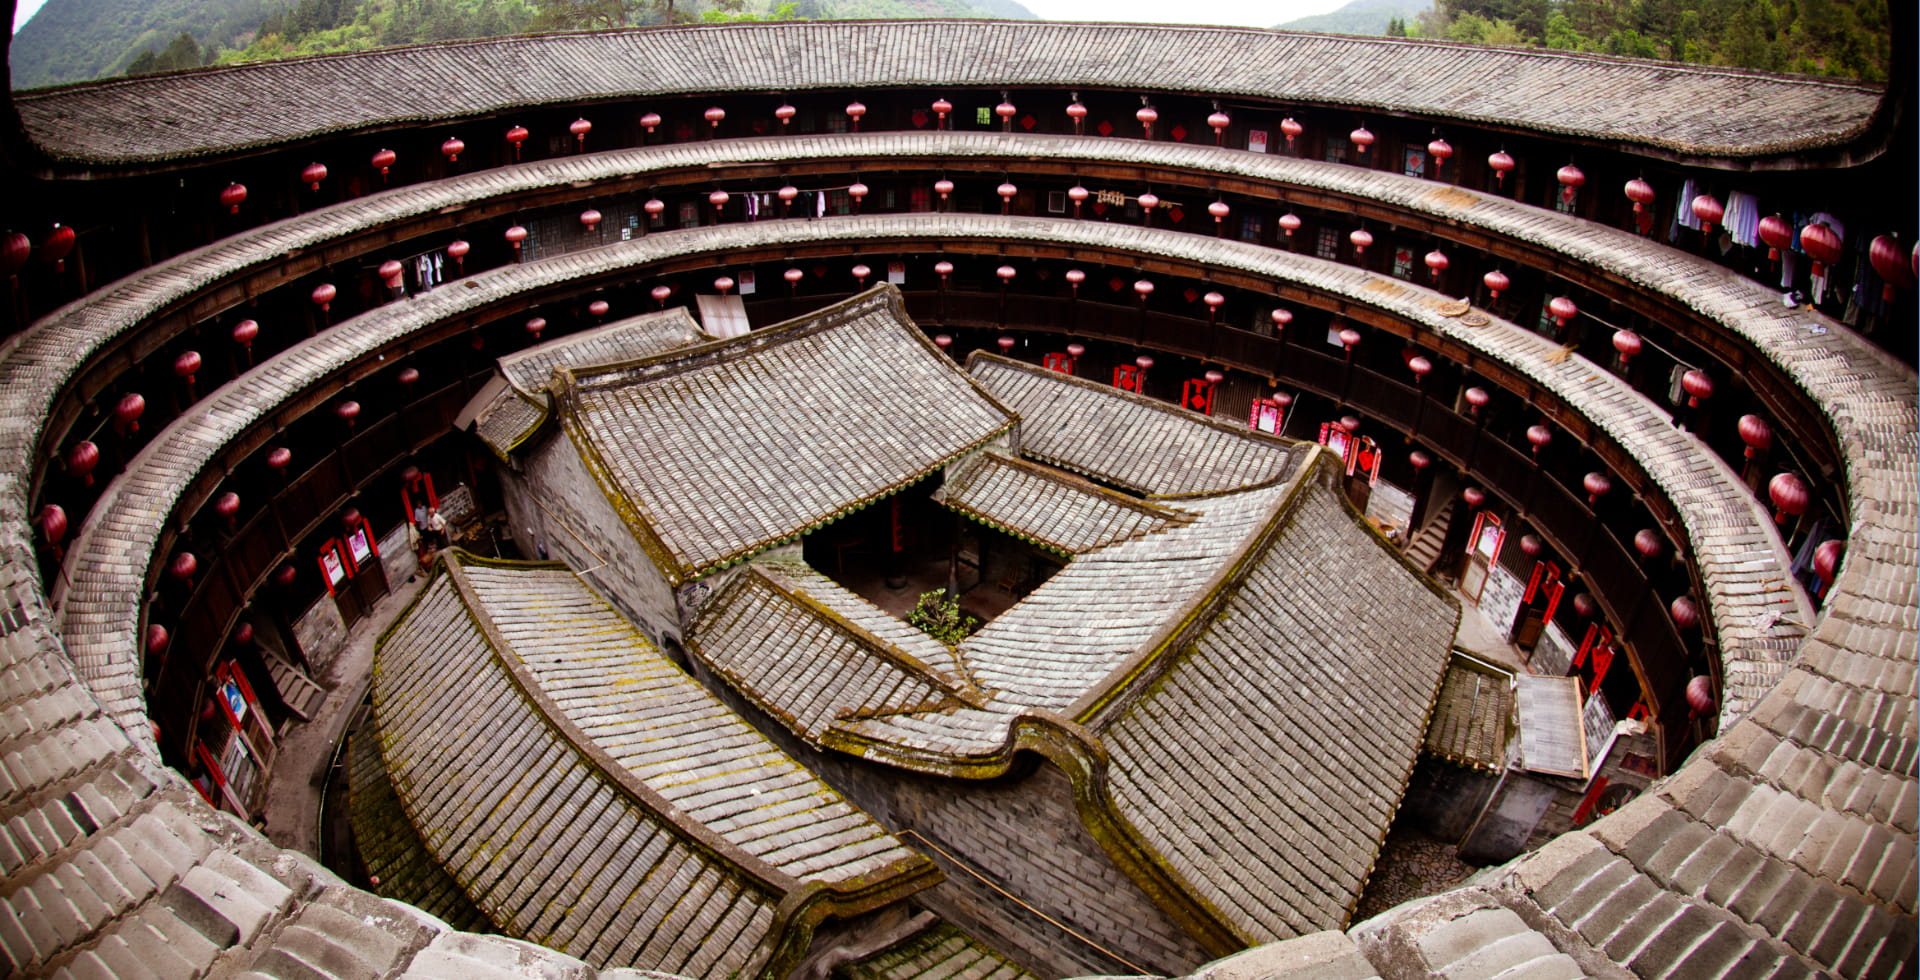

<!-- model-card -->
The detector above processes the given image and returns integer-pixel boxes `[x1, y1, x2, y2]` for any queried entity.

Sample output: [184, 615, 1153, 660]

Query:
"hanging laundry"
[1672, 178, 1700, 240]
[1724, 191, 1760, 247]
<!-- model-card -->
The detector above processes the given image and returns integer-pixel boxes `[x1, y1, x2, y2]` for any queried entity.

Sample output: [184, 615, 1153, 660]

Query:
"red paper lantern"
[169, 551, 198, 582]
[1424, 250, 1449, 279]
[1768, 472, 1810, 522]
[1280, 117, 1302, 144]
[1203, 291, 1225, 309]
[371, 148, 396, 178]
[441, 137, 465, 162]
[643, 199, 665, 218]
[506, 124, 529, 158]
[504, 226, 528, 251]
[774, 104, 796, 125]
[851, 264, 871, 284]
[311, 283, 336, 311]
[1349, 229, 1373, 254]
[1757, 214, 1793, 261]
[640, 112, 662, 133]
[932, 98, 953, 123]
[1548, 296, 1578, 327]
[1067, 185, 1088, 208]
[1464, 387, 1490, 413]
[1066, 101, 1087, 122]
[1208, 201, 1230, 225]
[1338, 328, 1362, 351]
[173, 350, 202, 384]
[219, 183, 248, 214]
[1066, 343, 1086, 358]
[1, 232, 30, 276]
[1670, 595, 1700, 630]
[525, 317, 547, 339]
[1737, 415, 1772, 458]
[569, 117, 592, 149]
[1427, 138, 1453, 165]
[1135, 104, 1157, 137]
[1137, 193, 1159, 211]
[1813, 538, 1844, 580]
[1869, 234, 1915, 301]
[397, 366, 420, 387]
[1339, 415, 1360, 433]
[996, 265, 1016, 282]
[1686, 675, 1713, 715]
[1278, 213, 1302, 237]
[713, 277, 735, 294]
[1583, 471, 1612, 504]
[1519, 534, 1543, 557]
[845, 102, 866, 130]
[1349, 125, 1374, 152]
[933, 334, 952, 349]
[1526, 424, 1552, 453]
[266, 446, 292, 472]
[1462, 487, 1486, 509]
[114, 392, 146, 434]
[214, 491, 241, 524]
[234, 622, 254, 645]
[1271, 308, 1292, 329]
[651, 284, 673, 306]
[378, 260, 404, 286]
[1134, 280, 1154, 298]
[934, 261, 953, 279]
[301, 162, 328, 191]
[1408, 356, 1432, 379]
[1270, 392, 1293, 408]
[1681, 369, 1714, 407]
[1691, 194, 1725, 235]
[1065, 269, 1086, 292]
[1135, 355, 1155, 370]
[446, 240, 470, 262]
[580, 210, 602, 230]
[588, 299, 609, 317]
[998, 101, 1019, 123]
[997, 183, 1017, 208]
[1482, 270, 1509, 300]
[38, 504, 67, 547]
[1572, 592, 1598, 618]
[997, 336, 1016, 351]
[274, 563, 298, 587]
[1487, 151, 1515, 185]
[1634, 528, 1665, 559]
[1555, 164, 1585, 204]
[145, 624, 170, 655]
[785, 267, 805, 284]
[709, 190, 730, 213]
[1612, 329, 1641, 363]
[705, 107, 726, 127]
[934, 179, 955, 201]
[1408, 450, 1430, 470]
[335, 400, 361, 428]
[41, 225, 75, 273]
[1624, 178, 1655, 213]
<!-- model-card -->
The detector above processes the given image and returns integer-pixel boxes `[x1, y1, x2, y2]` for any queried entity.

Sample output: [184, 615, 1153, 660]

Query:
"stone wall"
[502, 427, 683, 647]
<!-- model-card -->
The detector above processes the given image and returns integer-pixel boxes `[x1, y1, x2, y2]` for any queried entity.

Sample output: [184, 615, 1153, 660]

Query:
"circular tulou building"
[0, 15, 1913, 980]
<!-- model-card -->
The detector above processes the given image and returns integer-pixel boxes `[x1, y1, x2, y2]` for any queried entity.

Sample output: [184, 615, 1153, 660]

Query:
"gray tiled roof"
[559, 286, 1014, 582]
[969, 354, 1295, 497]
[373, 553, 935, 975]
[688, 559, 981, 745]
[497, 308, 705, 397]
[345, 731, 491, 933]
[471, 384, 547, 458]
[1100, 472, 1459, 945]
[935, 450, 1194, 555]
[12, 22, 1881, 165]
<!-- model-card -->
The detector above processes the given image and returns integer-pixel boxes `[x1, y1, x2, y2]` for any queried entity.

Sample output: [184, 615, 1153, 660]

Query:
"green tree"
[907, 590, 977, 647]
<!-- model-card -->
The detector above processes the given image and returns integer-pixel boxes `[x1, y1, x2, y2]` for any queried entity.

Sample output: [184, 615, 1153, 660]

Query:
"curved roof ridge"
[11, 23, 1882, 165]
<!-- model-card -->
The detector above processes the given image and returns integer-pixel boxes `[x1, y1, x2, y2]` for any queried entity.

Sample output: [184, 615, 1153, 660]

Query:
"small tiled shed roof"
[1422, 654, 1516, 771]
[470, 384, 548, 458]
[373, 552, 937, 977]
[689, 559, 983, 745]
[1098, 468, 1459, 945]
[556, 286, 1014, 583]
[10, 22, 1883, 166]
[934, 450, 1194, 555]
[969, 353, 1294, 497]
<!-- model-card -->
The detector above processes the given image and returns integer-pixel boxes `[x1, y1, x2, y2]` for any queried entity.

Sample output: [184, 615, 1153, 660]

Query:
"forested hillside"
[9, 0, 1033, 89]
[1387, 0, 1890, 83]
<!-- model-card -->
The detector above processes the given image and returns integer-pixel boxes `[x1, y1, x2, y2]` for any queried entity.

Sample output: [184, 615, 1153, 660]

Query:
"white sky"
[14, 0, 1346, 34]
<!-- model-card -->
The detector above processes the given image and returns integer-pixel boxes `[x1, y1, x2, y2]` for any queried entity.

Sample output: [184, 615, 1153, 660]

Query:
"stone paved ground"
[1354, 822, 1479, 923]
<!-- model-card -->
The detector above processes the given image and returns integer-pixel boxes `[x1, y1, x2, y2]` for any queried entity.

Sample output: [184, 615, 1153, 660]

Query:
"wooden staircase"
[1405, 500, 1457, 577]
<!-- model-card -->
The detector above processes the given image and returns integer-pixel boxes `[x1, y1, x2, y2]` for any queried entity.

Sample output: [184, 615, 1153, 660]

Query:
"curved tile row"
[13, 22, 1881, 166]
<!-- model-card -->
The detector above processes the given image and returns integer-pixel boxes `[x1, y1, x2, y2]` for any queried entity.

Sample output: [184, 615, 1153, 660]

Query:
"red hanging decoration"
[1482, 270, 1509, 301]
[1681, 369, 1714, 407]
[1623, 178, 1655, 213]
[1582, 471, 1611, 504]
[1767, 472, 1810, 523]
[1670, 595, 1700, 630]
[67, 440, 99, 486]
[41, 224, 75, 273]
[1737, 415, 1772, 458]
[371, 148, 397, 178]
[301, 162, 328, 191]
[1633, 528, 1665, 559]
[1685, 675, 1713, 714]
[1487, 151, 1515, 185]
[441, 137, 465, 162]
[1869, 234, 1915, 301]
[1757, 214, 1793, 262]
[1800, 221, 1842, 278]
[219, 183, 249, 214]
[113, 393, 146, 435]
[1690, 194, 1725, 235]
